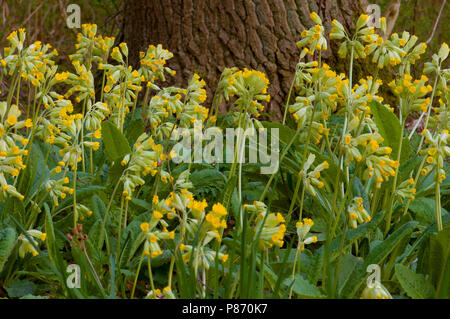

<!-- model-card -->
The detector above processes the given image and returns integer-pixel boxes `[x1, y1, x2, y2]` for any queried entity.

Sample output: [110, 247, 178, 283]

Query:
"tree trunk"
[123, 0, 368, 116]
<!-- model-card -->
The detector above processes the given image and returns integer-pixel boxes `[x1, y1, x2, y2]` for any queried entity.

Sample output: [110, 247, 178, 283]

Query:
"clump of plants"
[0, 13, 448, 299]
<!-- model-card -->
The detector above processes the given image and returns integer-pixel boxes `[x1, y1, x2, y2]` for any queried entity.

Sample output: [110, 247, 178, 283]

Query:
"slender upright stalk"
[73, 168, 78, 228]
[435, 167, 443, 231]
[385, 118, 406, 235]
[131, 252, 145, 299]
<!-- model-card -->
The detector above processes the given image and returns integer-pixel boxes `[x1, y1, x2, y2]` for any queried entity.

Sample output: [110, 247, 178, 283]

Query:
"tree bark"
[123, 0, 368, 116]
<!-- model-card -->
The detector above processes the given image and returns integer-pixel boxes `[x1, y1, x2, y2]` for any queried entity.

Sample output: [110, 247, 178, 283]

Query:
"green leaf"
[91, 194, 107, 220]
[101, 120, 131, 161]
[124, 118, 144, 146]
[331, 210, 387, 257]
[395, 264, 435, 299]
[18, 141, 44, 198]
[337, 254, 363, 296]
[308, 248, 324, 285]
[429, 227, 450, 298]
[341, 221, 418, 297]
[222, 175, 237, 211]
[409, 197, 449, 226]
[400, 137, 412, 165]
[44, 205, 59, 268]
[365, 221, 418, 266]
[283, 274, 324, 298]
[261, 121, 297, 145]
[190, 169, 227, 203]
[0, 227, 17, 273]
[109, 254, 116, 298]
[6, 279, 36, 298]
[1, 197, 26, 223]
[369, 101, 410, 163]
[352, 177, 370, 213]
[309, 210, 386, 288]
[130, 198, 152, 210]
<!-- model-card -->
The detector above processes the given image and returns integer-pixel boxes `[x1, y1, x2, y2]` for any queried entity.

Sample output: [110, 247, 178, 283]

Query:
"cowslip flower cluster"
[147, 87, 185, 129]
[148, 74, 209, 131]
[121, 133, 170, 201]
[388, 74, 432, 117]
[102, 61, 143, 129]
[347, 197, 371, 229]
[390, 31, 427, 74]
[149, 171, 229, 269]
[396, 177, 417, 200]
[2, 29, 57, 84]
[220, 67, 270, 118]
[139, 213, 174, 258]
[338, 76, 383, 115]
[295, 218, 317, 251]
[139, 44, 176, 85]
[181, 201, 229, 269]
[179, 74, 209, 127]
[18, 229, 46, 258]
[298, 154, 329, 197]
[343, 131, 398, 188]
[70, 24, 115, 66]
[0, 103, 29, 200]
[331, 14, 404, 69]
[45, 176, 72, 207]
[154, 170, 194, 216]
[296, 12, 327, 57]
[63, 60, 96, 102]
[330, 14, 375, 60]
[419, 129, 449, 182]
[364, 28, 406, 68]
[244, 201, 286, 250]
[289, 63, 343, 143]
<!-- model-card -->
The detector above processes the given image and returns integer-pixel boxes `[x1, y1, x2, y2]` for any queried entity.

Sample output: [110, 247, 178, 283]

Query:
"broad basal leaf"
[101, 120, 131, 161]
[0, 227, 17, 272]
[395, 264, 435, 299]
[369, 101, 410, 163]
[283, 274, 324, 298]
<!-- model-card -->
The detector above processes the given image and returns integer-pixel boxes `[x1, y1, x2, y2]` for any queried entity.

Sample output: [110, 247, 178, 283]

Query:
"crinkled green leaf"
[395, 264, 435, 299]
[0, 227, 17, 273]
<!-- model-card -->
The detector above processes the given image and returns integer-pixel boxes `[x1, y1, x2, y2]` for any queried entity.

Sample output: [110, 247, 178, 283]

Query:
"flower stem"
[131, 252, 145, 299]
[384, 118, 405, 235]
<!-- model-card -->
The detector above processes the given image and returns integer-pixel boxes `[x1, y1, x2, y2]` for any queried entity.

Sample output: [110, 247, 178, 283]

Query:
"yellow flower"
[153, 210, 163, 219]
[93, 129, 101, 139]
[7, 115, 17, 126]
[140, 222, 150, 232]
[345, 135, 352, 144]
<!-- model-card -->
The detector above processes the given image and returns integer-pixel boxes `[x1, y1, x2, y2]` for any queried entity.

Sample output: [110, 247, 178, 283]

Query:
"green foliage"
[101, 120, 132, 161]
[428, 227, 450, 298]
[284, 274, 325, 298]
[395, 264, 435, 299]
[369, 101, 411, 163]
[0, 227, 16, 273]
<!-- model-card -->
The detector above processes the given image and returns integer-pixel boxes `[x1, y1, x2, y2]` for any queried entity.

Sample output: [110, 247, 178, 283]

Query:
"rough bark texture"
[123, 0, 368, 117]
